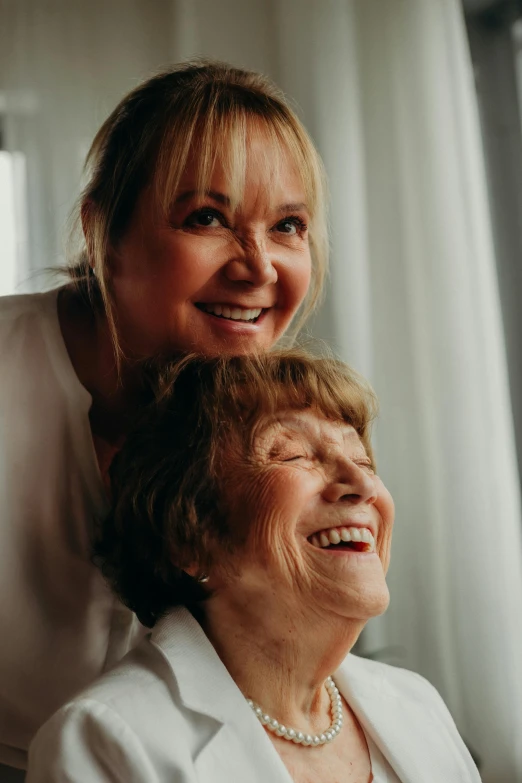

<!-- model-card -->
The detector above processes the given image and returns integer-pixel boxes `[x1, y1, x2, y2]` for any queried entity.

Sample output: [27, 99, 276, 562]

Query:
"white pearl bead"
[262, 714, 270, 724]
[270, 718, 279, 730]
[313, 736, 321, 746]
[296, 732, 305, 743]
[286, 728, 296, 739]
[325, 731, 332, 741]
[319, 733, 326, 743]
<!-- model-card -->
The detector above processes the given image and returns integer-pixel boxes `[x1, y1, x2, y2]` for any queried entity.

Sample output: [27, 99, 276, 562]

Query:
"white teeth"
[309, 526, 375, 552]
[201, 304, 263, 321]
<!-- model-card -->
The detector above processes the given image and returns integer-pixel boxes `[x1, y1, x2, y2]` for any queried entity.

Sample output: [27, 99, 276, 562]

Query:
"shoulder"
[339, 654, 473, 758]
[27, 639, 206, 782]
[338, 656, 481, 780]
[341, 653, 451, 708]
[67, 638, 185, 727]
[0, 289, 61, 354]
[0, 289, 59, 322]
[27, 697, 157, 782]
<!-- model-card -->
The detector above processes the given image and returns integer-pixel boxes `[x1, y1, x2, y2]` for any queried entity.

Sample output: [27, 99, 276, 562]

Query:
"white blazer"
[27, 607, 481, 783]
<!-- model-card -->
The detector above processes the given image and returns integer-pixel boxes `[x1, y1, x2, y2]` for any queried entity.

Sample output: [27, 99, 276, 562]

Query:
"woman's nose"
[224, 240, 278, 287]
[323, 459, 378, 505]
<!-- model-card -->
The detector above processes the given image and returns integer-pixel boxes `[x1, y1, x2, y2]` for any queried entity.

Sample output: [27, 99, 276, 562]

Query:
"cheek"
[376, 485, 395, 572]
[114, 232, 221, 292]
[232, 472, 302, 567]
[286, 254, 312, 309]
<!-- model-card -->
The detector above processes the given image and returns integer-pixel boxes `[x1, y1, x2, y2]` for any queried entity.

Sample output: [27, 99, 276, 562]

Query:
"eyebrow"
[276, 202, 308, 214]
[174, 190, 309, 214]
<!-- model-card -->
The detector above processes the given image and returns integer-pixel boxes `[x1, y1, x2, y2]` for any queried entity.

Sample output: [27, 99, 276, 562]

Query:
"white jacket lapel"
[151, 607, 294, 783]
[334, 655, 477, 783]
[151, 610, 477, 783]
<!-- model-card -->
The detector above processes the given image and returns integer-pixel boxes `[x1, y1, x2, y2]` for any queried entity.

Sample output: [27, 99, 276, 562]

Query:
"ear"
[183, 564, 210, 583]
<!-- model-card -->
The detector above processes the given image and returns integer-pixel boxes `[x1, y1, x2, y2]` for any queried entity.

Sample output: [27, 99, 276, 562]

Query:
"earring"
[197, 574, 209, 584]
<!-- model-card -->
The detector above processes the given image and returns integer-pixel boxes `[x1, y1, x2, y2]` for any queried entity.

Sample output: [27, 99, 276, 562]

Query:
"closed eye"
[356, 460, 375, 474]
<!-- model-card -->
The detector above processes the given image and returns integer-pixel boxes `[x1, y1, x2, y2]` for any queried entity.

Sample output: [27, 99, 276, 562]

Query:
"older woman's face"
[216, 409, 394, 622]
[108, 127, 312, 358]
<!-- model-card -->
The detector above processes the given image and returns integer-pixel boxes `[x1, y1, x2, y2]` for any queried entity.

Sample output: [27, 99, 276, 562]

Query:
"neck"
[201, 594, 364, 734]
[58, 286, 146, 443]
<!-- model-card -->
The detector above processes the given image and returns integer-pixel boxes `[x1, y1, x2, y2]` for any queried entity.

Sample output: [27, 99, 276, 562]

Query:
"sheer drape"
[1, 1, 521, 779]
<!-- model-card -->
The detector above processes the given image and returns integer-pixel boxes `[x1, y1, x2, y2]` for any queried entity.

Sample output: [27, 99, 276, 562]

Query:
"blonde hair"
[95, 349, 377, 627]
[69, 60, 328, 363]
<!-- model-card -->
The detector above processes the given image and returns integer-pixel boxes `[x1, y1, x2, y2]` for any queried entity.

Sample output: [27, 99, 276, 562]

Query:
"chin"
[342, 584, 391, 622]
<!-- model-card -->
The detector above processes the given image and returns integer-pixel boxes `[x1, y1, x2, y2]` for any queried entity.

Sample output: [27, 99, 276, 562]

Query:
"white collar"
[149, 607, 477, 783]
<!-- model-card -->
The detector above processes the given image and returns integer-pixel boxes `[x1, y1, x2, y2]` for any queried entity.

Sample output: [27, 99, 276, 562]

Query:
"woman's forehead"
[187, 137, 305, 203]
[255, 410, 360, 447]
[156, 119, 314, 216]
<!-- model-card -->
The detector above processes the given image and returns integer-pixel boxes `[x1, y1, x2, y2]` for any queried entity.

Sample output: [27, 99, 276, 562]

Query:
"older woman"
[0, 61, 327, 775]
[27, 351, 481, 783]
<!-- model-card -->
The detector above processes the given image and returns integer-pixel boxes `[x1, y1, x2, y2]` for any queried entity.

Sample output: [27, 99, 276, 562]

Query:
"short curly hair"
[94, 349, 378, 627]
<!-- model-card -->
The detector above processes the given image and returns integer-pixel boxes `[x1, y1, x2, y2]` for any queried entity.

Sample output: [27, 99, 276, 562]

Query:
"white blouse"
[0, 289, 143, 770]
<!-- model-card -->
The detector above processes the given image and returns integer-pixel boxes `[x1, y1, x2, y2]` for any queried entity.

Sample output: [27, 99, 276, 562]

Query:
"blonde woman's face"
[109, 130, 312, 357]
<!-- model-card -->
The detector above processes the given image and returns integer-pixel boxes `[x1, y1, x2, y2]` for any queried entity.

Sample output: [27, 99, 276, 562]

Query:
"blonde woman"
[27, 352, 481, 783]
[0, 61, 327, 776]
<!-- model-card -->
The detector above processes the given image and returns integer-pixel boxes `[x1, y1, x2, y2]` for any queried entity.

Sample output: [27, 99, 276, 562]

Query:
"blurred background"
[2, 0, 522, 780]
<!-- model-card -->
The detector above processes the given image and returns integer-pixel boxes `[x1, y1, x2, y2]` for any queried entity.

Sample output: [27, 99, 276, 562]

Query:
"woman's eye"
[283, 454, 306, 462]
[274, 216, 308, 236]
[184, 209, 223, 228]
[356, 461, 375, 474]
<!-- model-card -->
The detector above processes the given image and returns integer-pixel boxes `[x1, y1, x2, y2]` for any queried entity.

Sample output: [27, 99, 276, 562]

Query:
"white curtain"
[2, 1, 522, 779]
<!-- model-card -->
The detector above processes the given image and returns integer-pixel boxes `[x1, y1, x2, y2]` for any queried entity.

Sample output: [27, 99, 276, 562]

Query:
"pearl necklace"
[246, 676, 343, 747]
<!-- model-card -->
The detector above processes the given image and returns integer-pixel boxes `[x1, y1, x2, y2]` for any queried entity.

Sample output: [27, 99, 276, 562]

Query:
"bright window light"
[0, 150, 26, 296]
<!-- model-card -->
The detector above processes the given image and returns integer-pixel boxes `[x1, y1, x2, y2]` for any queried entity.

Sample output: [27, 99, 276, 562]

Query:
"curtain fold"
[350, 4, 522, 780]
[2, 0, 521, 779]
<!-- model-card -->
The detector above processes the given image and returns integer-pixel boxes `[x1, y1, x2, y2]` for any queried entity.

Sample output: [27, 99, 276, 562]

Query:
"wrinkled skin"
[201, 409, 394, 783]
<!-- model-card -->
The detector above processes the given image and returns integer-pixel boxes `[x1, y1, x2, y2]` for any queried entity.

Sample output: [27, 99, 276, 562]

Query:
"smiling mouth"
[196, 303, 266, 324]
[308, 526, 376, 553]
